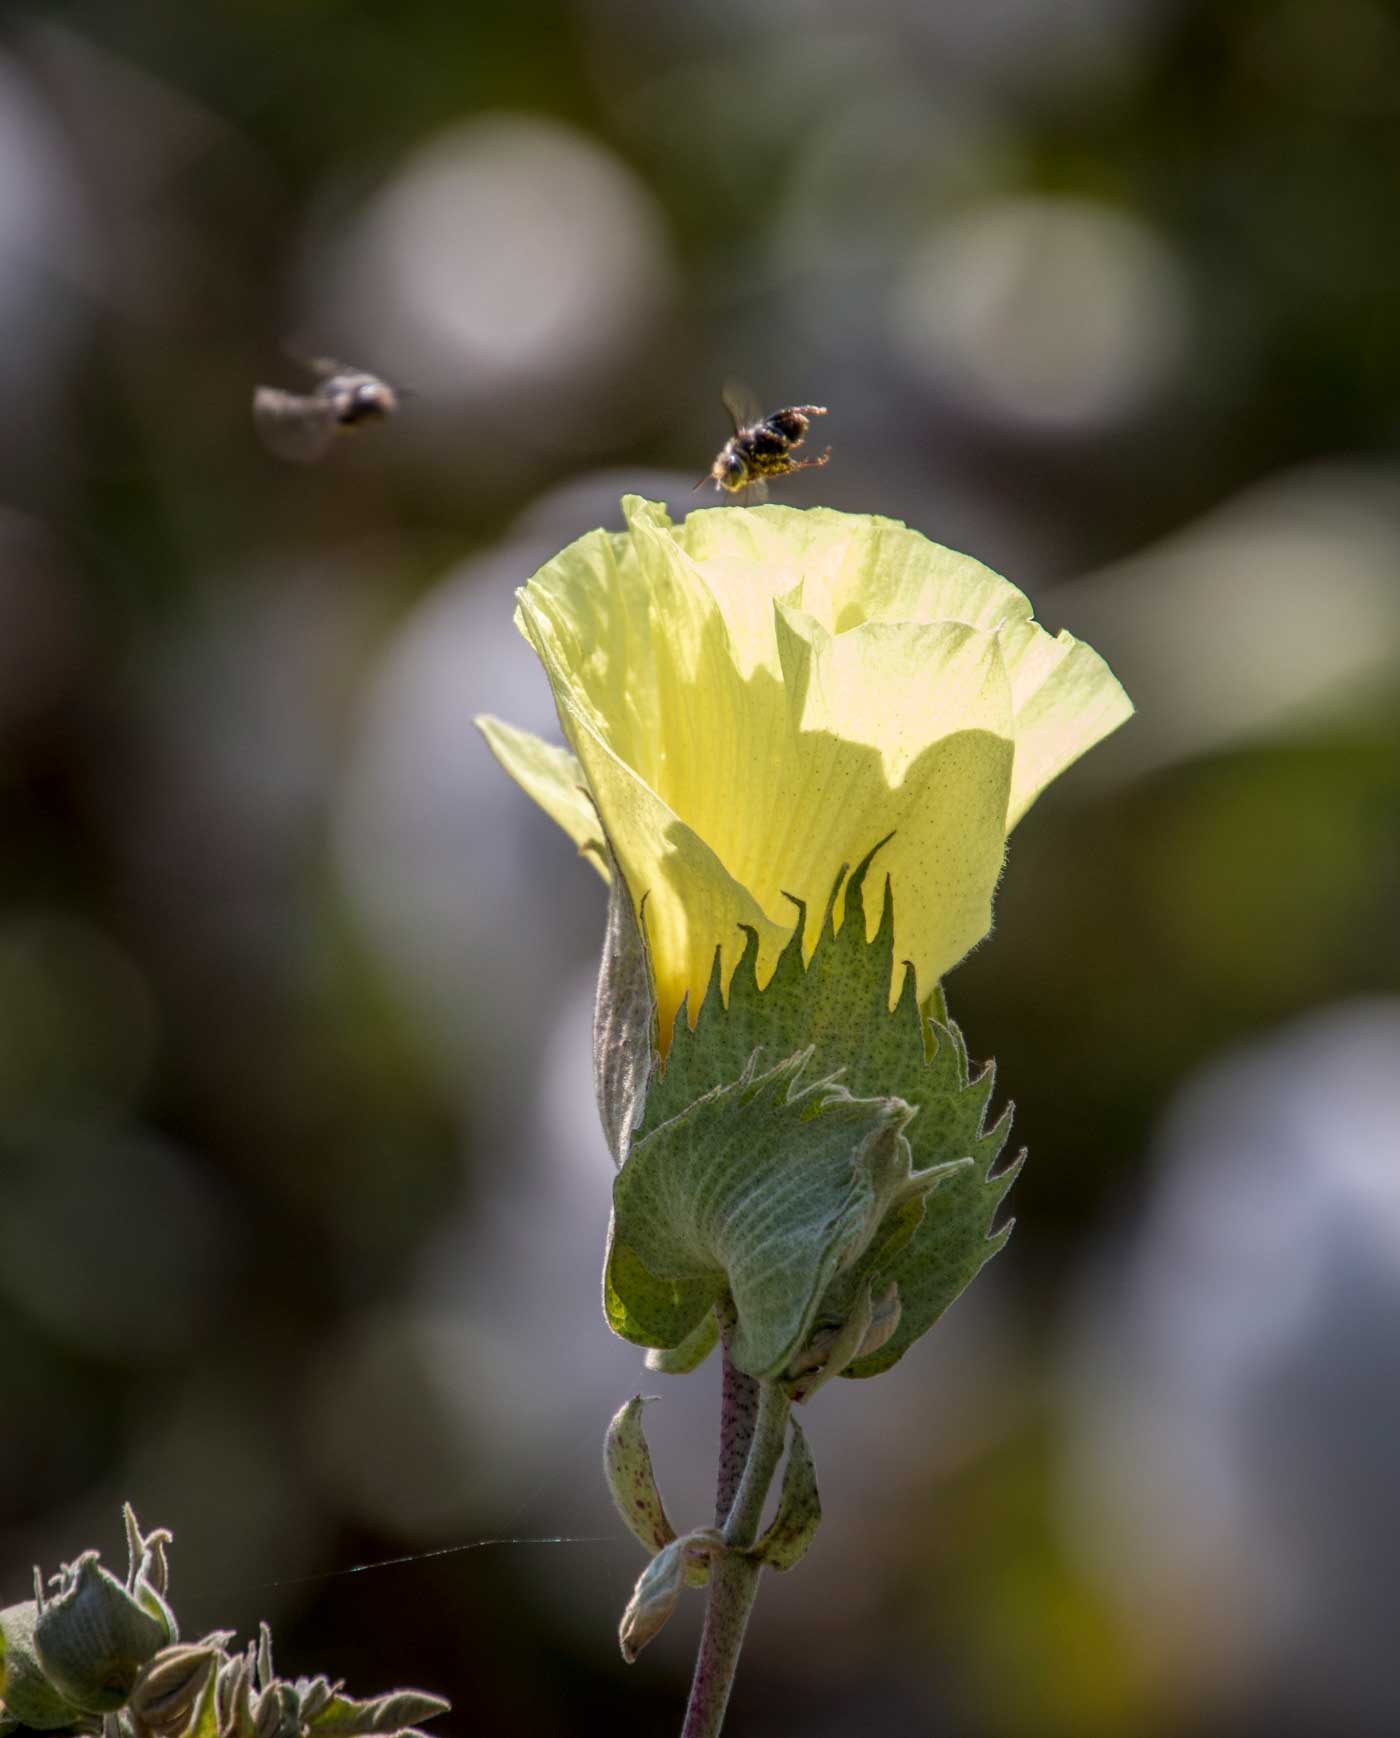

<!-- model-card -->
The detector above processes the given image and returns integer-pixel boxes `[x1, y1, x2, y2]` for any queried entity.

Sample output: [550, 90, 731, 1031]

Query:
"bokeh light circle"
[891, 195, 1192, 430]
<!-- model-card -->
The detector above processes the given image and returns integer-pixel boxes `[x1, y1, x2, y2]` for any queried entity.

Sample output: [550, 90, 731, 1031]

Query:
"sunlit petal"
[477, 715, 605, 871]
[998, 621, 1135, 828]
[481, 496, 1131, 1047]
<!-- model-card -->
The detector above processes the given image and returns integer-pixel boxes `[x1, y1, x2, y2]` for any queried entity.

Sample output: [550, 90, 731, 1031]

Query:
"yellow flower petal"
[768, 604, 1014, 996]
[547, 678, 791, 1043]
[996, 620, 1136, 828]
[477, 715, 606, 873]
[484, 496, 1131, 1047]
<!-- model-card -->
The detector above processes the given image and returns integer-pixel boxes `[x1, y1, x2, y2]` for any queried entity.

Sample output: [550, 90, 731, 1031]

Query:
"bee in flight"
[253, 357, 400, 463]
[703, 389, 830, 502]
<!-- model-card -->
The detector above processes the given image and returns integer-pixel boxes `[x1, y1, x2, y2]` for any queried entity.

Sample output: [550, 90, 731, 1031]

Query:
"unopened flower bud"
[129, 1643, 220, 1736]
[0, 1599, 84, 1729]
[252, 1679, 299, 1738]
[295, 1676, 336, 1724]
[34, 1552, 168, 1713]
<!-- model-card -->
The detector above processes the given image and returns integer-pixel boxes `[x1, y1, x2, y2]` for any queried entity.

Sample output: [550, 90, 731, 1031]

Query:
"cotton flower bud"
[128, 1642, 224, 1737]
[33, 1552, 169, 1713]
[252, 1679, 300, 1738]
[0, 1597, 85, 1729]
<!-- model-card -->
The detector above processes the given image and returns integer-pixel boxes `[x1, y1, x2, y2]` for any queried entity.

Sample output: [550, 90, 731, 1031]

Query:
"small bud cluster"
[124, 1623, 447, 1738]
[0, 1510, 448, 1738]
[605, 1398, 822, 1662]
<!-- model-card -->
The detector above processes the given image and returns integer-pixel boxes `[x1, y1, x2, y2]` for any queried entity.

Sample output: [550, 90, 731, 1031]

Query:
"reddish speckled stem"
[713, 1302, 758, 1524]
[680, 1339, 791, 1738]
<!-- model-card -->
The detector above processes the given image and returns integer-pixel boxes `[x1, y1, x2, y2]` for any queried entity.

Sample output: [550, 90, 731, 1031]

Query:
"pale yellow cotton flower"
[479, 496, 1132, 1049]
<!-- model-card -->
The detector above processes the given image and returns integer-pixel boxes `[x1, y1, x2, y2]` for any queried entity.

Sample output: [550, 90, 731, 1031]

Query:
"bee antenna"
[692, 475, 711, 492]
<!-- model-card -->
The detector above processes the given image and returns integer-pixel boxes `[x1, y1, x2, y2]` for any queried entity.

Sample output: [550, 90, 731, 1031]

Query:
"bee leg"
[785, 447, 832, 473]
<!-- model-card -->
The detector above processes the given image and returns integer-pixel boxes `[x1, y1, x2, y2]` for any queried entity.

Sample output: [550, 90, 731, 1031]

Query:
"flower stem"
[713, 1300, 758, 1524]
[680, 1337, 792, 1738]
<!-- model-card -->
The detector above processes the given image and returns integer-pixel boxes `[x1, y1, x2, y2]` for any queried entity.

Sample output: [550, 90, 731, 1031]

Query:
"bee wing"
[298, 352, 402, 395]
[742, 478, 770, 507]
[253, 387, 339, 462]
[720, 380, 763, 433]
[278, 343, 348, 382]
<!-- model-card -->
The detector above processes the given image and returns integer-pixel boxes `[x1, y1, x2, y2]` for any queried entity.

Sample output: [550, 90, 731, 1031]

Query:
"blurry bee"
[253, 357, 399, 463]
[702, 388, 830, 502]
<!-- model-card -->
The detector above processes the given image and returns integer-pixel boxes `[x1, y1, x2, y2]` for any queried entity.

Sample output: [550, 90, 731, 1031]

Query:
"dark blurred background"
[1, 1, 1398, 1734]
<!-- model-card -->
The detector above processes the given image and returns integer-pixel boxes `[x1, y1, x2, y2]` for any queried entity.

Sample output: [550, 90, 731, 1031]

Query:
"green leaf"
[299, 1676, 337, 1723]
[609, 1049, 922, 1378]
[255, 1623, 274, 1695]
[748, 1419, 821, 1573]
[643, 1309, 719, 1375]
[123, 1508, 177, 1648]
[603, 1396, 677, 1554]
[636, 843, 1020, 1377]
[604, 1216, 716, 1355]
[617, 1530, 726, 1665]
[306, 1690, 451, 1736]
[784, 1275, 881, 1402]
